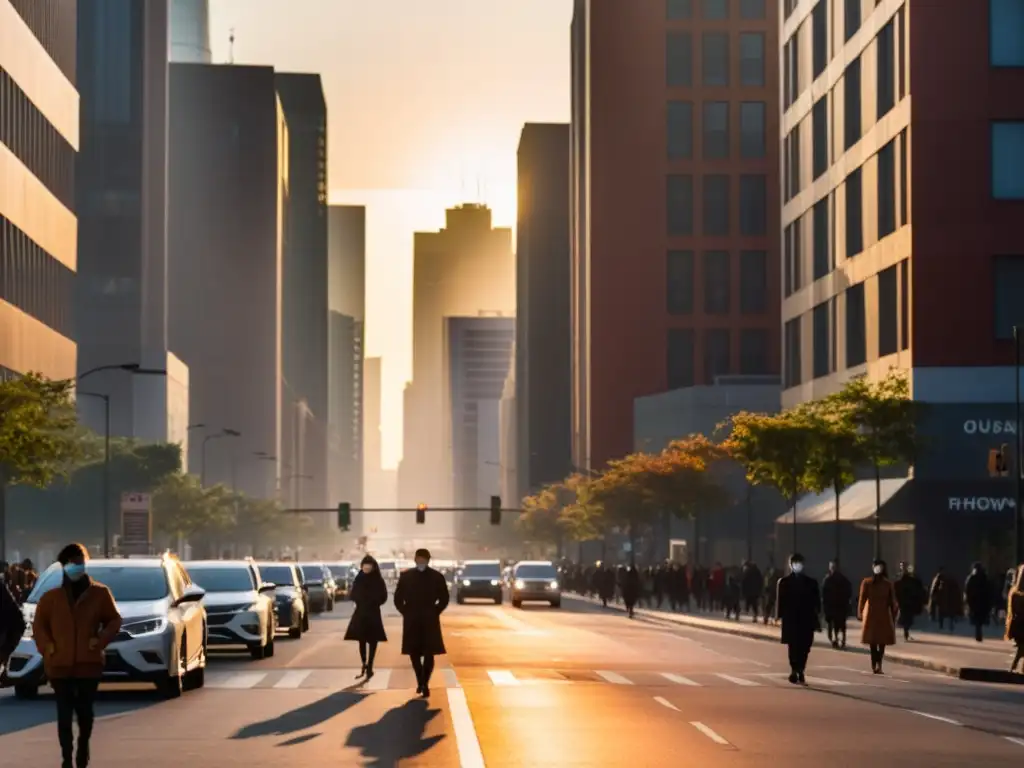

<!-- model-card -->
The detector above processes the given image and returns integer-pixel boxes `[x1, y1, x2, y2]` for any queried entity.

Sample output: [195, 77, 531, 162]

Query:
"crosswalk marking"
[661, 672, 701, 686]
[364, 669, 391, 691]
[596, 670, 633, 685]
[273, 670, 311, 689]
[442, 668, 460, 688]
[758, 673, 850, 687]
[714, 673, 760, 687]
[210, 671, 267, 689]
[487, 670, 520, 686]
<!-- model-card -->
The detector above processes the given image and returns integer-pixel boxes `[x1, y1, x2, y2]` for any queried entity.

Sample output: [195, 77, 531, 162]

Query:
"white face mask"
[873, 565, 883, 575]
[361, 564, 372, 574]
[416, 563, 427, 572]
[791, 562, 804, 574]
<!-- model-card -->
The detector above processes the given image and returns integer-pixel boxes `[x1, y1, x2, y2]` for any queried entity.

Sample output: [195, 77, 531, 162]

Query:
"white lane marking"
[446, 688, 486, 768]
[690, 721, 731, 746]
[487, 670, 521, 686]
[273, 670, 312, 689]
[758, 673, 851, 687]
[208, 671, 267, 689]
[1005, 736, 1024, 747]
[654, 696, 680, 711]
[664, 635, 769, 666]
[909, 710, 962, 726]
[714, 673, 760, 687]
[661, 672, 701, 686]
[596, 670, 633, 685]
[364, 669, 392, 691]
[442, 668, 461, 688]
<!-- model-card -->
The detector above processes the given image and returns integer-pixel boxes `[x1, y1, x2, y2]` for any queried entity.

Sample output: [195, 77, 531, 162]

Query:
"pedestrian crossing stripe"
[202, 668, 864, 691]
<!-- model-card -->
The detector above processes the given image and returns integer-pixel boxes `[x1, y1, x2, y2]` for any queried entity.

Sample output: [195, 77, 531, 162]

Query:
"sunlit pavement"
[3, 596, 1024, 766]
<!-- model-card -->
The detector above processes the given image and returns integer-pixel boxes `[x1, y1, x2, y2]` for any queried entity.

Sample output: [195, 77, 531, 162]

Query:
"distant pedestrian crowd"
[1, 559, 38, 604]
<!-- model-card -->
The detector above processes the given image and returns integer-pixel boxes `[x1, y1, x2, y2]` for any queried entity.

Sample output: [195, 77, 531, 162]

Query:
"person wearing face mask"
[776, 553, 821, 684]
[344, 555, 388, 678]
[393, 548, 450, 697]
[858, 559, 898, 674]
[33, 543, 121, 768]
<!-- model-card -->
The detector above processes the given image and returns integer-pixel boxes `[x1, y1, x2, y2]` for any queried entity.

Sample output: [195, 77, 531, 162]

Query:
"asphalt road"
[3, 592, 1024, 766]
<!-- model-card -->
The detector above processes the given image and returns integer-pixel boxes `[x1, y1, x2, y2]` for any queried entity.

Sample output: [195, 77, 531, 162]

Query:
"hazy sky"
[207, 0, 572, 468]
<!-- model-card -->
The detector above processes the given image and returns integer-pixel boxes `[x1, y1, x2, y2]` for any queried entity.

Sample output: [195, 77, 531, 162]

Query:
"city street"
[2, 596, 1023, 766]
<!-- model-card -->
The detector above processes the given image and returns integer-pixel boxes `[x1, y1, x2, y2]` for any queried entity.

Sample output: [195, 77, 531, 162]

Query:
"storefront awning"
[775, 477, 911, 525]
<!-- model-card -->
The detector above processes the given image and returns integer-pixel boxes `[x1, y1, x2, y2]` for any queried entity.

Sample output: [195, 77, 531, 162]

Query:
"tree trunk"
[873, 463, 882, 559]
[790, 496, 798, 553]
[834, 481, 842, 563]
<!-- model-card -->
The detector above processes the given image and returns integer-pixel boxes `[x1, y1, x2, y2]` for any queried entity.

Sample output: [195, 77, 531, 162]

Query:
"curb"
[564, 593, 1004, 678]
[959, 667, 1024, 685]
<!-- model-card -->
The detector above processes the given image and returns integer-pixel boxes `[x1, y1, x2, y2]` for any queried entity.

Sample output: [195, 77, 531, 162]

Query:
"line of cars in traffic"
[0, 554, 357, 701]
[453, 559, 562, 608]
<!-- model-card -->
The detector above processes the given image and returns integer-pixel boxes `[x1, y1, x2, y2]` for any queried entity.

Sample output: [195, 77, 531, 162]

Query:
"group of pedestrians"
[1, 559, 38, 603]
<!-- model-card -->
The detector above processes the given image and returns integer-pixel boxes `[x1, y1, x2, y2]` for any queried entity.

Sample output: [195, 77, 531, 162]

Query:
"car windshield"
[259, 565, 296, 586]
[301, 565, 324, 580]
[188, 567, 255, 592]
[327, 564, 351, 577]
[516, 564, 557, 579]
[462, 563, 500, 578]
[29, 565, 170, 603]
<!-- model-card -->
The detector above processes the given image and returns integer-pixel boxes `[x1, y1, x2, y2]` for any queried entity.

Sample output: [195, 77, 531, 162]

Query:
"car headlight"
[490, 579, 499, 586]
[462, 579, 471, 587]
[514, 579, 526, 590]
[549, 580, 559, 590]
[122, 617, 167, 637]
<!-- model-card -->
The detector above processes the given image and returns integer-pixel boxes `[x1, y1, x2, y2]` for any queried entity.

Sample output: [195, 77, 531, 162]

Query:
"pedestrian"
[1, 575, 26, 676]
[741, 560, 763, 622]
[821, 560, 852, 649]
[776, 553, 820, 684]
[964, 562, 993, 643]
[393, 548, 449, 697]
[894, 562, 926, 641]
[33, 543, 122, 768]
[344, 554, 388, 679]
[621, 564, 640, 618]
[858, 558, 898, 674]
[1005, 564, 1024, 673]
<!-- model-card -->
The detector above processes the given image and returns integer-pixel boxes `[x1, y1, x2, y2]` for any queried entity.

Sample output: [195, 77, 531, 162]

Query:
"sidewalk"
[565, 593, 1017, 677]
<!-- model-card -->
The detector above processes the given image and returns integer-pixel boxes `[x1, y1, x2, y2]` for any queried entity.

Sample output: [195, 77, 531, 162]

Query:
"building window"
[877, 19, 895, 119]
[740, 0, 767, 20]
[783, 34, 802, 106]
[812, 302, 831, 379]
[877, 140, 896, 240]
[812, 0, 829, 78]
[844, 57, 862, 150]
[844, 0, 861, 41]
[0, 214, 75, 338]
[993, 256, 1024, 339]
[703, 250, 730, 314]
[740, 329, 770, 375]
[667, 0, 693, 19]
[702, 0, 728, 19]
[667, 32, 694, 87]
[739, 175, 767, 235]
[739, 102, 766, 158]
[845, 282, 866, 367]
[900, 258, 910, 350]
[812, 96, 828, 179]
[703, 102, 729, 159]
[703, 175, 730, 235]
[704, 329, 731, 383]
[899, 129, 908, 226]
[992, 122, 1024, 199]
[787, 123, 801, 200]
[667, 250, 695, 315]
[667, 175, 694, 234]
[668, 101, 694, 159]
[812, 197, 830, 280]
[991, 0, 1024, 66]
[784, 222, 803, 297]
[739, 33, 765, 87]
[667, 329, 696, 388]
[845, 167, 863, 258]
[878, 265, 898, 357]
[702, 33, 730, 87]
[784, 318, 802, 388]
[740, 250, 767, 314]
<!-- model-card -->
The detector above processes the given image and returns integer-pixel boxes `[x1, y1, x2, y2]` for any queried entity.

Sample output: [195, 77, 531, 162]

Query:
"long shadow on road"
[232, 689, 366, 742]
[0, 688, 160, 737]
[345, 699, 445, 767]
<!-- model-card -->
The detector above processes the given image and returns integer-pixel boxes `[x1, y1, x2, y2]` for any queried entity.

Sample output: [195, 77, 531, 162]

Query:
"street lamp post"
[1015, 326, 1022, 566]
[200, 429, 241, 487]
[78, 392, 110, 558]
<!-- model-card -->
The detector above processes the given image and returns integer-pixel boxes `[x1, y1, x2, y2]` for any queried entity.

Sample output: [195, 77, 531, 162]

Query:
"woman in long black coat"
[344, 555, 388, 678]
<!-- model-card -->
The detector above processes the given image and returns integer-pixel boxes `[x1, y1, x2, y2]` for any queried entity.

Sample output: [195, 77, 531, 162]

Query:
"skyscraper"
[0, 0, 78, 384]
[169, 0, 211, 63]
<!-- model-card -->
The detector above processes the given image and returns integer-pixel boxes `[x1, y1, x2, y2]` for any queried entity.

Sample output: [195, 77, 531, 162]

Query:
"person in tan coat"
[33, 543, 122, 768]
[1006, 564, 1024, 673]
[858, 558, 898, 674]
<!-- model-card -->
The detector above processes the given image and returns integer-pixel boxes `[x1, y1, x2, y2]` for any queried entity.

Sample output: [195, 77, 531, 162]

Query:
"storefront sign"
[962, 420, 1016, 435]
[947, 496, 1016, 512]
[916, 404, 1018, 482]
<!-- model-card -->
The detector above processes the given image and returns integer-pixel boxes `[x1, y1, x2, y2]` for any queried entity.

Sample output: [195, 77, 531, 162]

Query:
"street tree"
[831, 370, 918, 556]
[0, 373, 81, 556]
[517, 485, 567, 556]
[725, 409, 817, 552]
[152, 473, 234, 554]
[233, 495, 286, 553]
[586, 454, 668, 565]
[558, 473, 606, 546]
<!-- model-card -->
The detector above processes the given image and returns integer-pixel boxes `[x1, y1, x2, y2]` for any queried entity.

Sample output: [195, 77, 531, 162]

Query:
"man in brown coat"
[33, 543, 122, 768]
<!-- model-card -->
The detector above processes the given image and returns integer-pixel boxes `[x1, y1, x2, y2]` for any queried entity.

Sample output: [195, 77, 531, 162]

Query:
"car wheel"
[13, 683, 39, 700]
[456, 596, 464, 605]
[265, 633, 276, 657]
[184, 654, 206, 691]
[288, 622, 302, 639]
[512, 599, 522, 608]
[249, 638, 267, 660]
[303, 613, 310, 632]
[157, 639, 186, 699]
[550, 600, 561, 609]
[494, 596, 502, 605]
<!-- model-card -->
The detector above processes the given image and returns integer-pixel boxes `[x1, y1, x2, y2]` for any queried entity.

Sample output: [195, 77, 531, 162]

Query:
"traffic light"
[490, 495, 501, 526]
[990, 445, 1010, 477]
[416, 503, 427, 525]
[337, 502, 351, 531]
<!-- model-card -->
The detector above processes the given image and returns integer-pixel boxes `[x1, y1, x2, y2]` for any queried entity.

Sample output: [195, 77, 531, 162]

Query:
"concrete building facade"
[571, 0, 781, 470]
[515, 123, 572, 501]
[0, 0, 78, 383]
[168, 63, 285, 500]
[169, 0, 211, 64]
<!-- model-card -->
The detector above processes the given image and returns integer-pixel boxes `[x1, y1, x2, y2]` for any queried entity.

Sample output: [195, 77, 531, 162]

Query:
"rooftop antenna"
[229, 28, 236, 64]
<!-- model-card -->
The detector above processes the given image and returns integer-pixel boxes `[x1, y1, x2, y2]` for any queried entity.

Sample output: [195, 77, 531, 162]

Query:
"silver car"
[510, 560, 562, 608]
[3, 555, 208, 699]
[186, 560, 277, 659]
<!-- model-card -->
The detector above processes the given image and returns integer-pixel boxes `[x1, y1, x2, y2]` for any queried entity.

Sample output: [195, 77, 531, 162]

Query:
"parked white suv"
[3, 555, 208, 699]
[185, 560, 277, 659]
